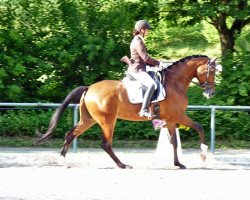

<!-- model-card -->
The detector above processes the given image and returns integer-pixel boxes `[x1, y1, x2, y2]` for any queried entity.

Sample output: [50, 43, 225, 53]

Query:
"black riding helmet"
[134, 20, 151, 31]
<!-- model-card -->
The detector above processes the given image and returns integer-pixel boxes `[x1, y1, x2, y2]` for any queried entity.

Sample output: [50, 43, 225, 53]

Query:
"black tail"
[34, 86, 88, 144]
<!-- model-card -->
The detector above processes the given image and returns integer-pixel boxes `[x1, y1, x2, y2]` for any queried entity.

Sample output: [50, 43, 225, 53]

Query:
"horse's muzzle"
[203, 88, 215, 99]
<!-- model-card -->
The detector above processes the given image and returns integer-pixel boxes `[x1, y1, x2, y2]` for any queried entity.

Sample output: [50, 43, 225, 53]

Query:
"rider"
[128, 20, 160, 118]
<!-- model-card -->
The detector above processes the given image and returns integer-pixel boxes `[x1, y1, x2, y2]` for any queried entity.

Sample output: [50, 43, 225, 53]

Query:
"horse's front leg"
[166, 122, 186, 169]
[177, 114, 208, 161]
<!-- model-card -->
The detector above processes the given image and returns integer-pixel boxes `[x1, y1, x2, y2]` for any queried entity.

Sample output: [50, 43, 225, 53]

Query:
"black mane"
[168, 55, 209, 69]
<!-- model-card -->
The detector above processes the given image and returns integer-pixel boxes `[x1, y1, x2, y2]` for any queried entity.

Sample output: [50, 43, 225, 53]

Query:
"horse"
[35, 55, 217, 169]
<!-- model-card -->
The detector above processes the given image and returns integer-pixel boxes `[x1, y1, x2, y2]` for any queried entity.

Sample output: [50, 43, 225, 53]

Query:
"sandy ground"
[0, 147, 249, 200]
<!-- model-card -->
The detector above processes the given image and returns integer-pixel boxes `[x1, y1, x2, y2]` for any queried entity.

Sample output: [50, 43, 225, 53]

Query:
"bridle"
[196, 59, 217, 89]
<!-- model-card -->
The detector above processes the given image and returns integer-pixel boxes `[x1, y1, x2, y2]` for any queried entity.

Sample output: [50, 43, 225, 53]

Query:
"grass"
[0, 136, 249, 149]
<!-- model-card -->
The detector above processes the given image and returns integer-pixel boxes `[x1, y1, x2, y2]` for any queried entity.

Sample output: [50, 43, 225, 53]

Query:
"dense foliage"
[0, 0, 249, 143]
[0, 109, 154, 140]
[159, 0, 250, 57]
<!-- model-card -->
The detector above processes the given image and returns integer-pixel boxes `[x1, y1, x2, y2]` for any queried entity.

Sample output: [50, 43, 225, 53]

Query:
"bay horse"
[35, 55, 217, 169]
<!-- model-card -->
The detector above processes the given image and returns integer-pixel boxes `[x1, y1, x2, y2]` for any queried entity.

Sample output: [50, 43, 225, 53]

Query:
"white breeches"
[128, 71, 157, 90]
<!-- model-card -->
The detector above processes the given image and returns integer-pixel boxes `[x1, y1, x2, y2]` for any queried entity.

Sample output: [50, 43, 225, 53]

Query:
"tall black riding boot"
[139, 84, 156, 118]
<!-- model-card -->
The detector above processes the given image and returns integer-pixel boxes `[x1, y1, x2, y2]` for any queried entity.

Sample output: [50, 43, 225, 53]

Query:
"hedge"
[0, 108, 249, 142]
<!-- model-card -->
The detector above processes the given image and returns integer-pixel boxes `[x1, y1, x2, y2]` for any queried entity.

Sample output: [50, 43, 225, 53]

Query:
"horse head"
[196, 57, 218, 99]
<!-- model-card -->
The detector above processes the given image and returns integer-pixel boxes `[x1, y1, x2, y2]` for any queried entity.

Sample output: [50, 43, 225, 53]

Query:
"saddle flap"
[122, 77, 144, 103]
[122, 71, 166, 104]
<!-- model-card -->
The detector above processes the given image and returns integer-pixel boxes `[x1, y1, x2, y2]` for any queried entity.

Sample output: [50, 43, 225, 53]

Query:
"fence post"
[210, 107, 216, 154]
[72, 104, 79, 153]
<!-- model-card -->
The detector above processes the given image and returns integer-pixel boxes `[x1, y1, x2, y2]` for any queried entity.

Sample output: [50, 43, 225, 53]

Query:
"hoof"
[60, 144, 69, 157]
[60, 149, 67, 157]
[175, 162, 186, 169]
[118, 163, 133, 169]
[179, 164, 187, 169]
[200, 154, 206, 161]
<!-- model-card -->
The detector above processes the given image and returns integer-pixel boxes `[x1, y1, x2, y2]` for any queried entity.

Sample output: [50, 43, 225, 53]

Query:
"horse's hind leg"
[60, 119, 95, 157]
[61, 101, 96, 157]
[101, 122, 132, 169]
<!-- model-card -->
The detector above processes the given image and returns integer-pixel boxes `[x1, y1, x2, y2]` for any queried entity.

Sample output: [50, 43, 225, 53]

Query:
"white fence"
[0, 102, 249, 153]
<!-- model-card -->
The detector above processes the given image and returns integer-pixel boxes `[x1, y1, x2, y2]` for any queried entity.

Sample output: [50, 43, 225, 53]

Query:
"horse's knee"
[169, 131, 177, 145]
[194, 122, 203, 133]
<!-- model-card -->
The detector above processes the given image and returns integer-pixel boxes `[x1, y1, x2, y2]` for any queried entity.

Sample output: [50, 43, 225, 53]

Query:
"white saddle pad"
[122, 77, 166, 104]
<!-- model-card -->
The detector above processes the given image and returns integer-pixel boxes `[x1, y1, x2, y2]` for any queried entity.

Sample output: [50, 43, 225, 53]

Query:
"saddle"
[122, 69, 166, 104]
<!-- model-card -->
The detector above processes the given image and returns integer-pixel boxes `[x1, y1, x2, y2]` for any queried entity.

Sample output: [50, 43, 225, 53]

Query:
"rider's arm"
[135, 38, 160, 66]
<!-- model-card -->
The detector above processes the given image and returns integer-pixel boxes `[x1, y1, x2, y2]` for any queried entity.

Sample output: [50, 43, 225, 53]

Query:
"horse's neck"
[168, 59, 206, 91]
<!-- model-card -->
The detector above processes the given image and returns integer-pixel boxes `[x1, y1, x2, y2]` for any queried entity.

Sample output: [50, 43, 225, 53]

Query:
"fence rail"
[0, 103, 249, 153]
[0, 102, 79, 152]
[187, 105, 250, 153]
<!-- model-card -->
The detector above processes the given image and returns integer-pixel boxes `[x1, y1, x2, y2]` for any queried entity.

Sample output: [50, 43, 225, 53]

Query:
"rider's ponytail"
[133, 29, 139, 36]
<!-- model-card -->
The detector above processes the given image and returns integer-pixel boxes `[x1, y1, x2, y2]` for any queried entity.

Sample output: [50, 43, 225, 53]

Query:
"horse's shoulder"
[165, 81, 188, 100]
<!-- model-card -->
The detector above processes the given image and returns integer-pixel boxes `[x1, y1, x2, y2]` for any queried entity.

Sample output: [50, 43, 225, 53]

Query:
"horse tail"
[34, 86, 88, 144]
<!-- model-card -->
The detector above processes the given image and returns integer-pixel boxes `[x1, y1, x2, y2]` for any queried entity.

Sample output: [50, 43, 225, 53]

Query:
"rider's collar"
[137, 34, 145, 43]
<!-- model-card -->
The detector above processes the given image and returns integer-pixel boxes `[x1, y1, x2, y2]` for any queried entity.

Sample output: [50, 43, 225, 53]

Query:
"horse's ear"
[210, 57, 218, 65]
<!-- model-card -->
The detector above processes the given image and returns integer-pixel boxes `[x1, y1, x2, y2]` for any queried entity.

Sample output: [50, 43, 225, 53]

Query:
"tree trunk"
[218, 29, 235, 58]
[212, 0, 249, 58]
[212, 13, 235, 57]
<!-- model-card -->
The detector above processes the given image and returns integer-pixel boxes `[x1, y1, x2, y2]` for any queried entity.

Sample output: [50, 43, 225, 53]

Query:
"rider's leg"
[128, 71, 157, 118]
[139, 84, 155, 117]
[138, 72, 157, 118]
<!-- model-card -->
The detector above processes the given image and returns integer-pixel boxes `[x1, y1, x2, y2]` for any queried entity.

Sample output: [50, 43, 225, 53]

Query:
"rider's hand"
[158, 60, 164, 70]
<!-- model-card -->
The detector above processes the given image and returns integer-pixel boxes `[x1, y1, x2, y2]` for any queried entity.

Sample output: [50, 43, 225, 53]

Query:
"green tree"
[0, 0, 162, 102]
[160, 0, 250, 57]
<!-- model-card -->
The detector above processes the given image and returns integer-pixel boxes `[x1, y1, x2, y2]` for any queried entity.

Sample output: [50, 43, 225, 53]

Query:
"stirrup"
[139, 109, 155, 119]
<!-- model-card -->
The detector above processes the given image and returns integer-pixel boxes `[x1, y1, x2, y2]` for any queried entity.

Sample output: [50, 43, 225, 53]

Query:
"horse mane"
[167, 55, 209, 69]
